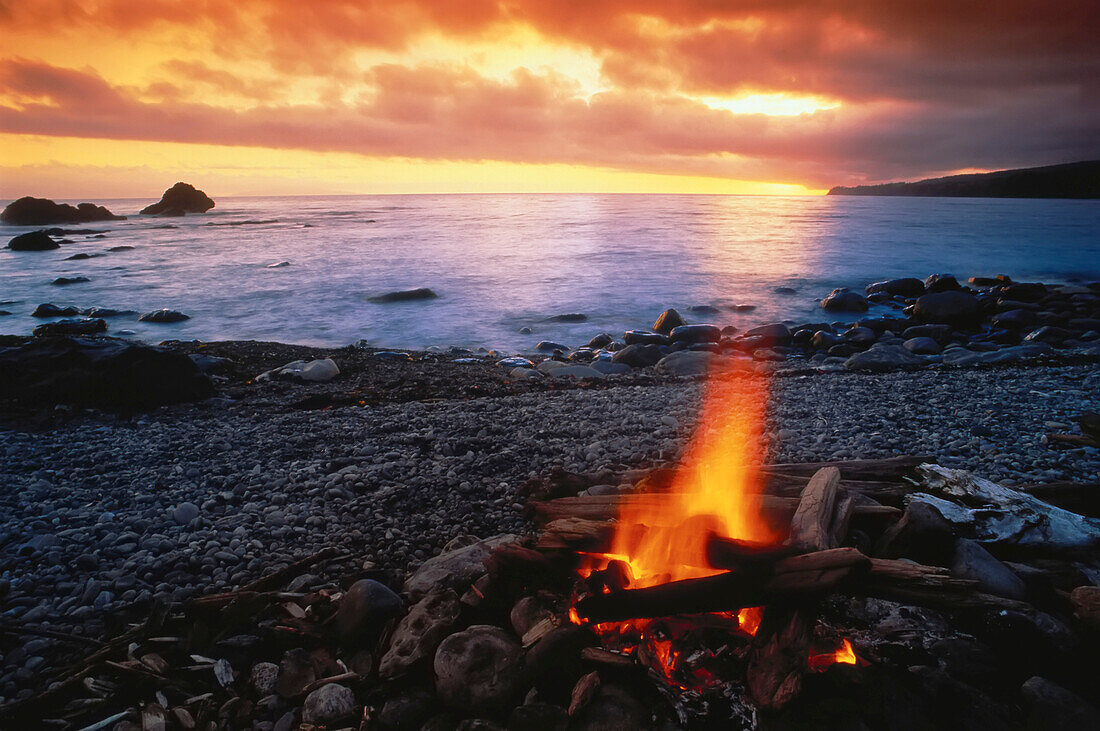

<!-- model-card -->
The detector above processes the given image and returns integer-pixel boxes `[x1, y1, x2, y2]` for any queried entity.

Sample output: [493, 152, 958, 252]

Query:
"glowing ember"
[808, 639, 858, 671]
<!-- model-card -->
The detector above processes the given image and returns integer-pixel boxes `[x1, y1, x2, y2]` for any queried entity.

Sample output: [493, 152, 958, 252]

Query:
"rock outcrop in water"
[828, 160, 1100, 199]
[0, 197, 125, 225]
[368, 288, 438, 303]
[7, 231, 59, 251]
[140, 182, 215, 215]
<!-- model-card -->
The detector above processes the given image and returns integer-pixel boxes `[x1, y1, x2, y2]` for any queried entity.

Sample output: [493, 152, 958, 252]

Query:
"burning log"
[915, 464, 1100, 556]
[574, 548, 870, 623]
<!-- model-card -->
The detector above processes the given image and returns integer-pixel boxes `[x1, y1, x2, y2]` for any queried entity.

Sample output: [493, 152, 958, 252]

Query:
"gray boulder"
[655, 350, 718, 376]
[302, 683, 357, 725]
[403, 534, 518, 602]
[434, 626, 524, 714]
[950, 539, 1026, 600]
[903, 337, 942, 354]
[866, 278, 925, 297]
[333, 579, 404, 645]
[139, 309, 190, 323]
[652, 308, 686, 335]
[843, 343, 923, 372]
[379, 589, 462, 678]
[912, 291, 982, 325]
[610, 343, 662, 368]
[821, 288, 869, 312]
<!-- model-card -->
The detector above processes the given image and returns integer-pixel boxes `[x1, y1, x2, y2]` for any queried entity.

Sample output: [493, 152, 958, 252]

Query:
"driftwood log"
[915, 464, 1100, 556]
[530, 493, 900, 526]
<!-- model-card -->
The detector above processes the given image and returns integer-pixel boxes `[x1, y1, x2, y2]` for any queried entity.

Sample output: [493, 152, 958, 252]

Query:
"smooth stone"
[866, 278, 925, 297]
[301, 683, 356, 725]
[950, 539, 1026, 600]
[496, 356, 534, 368]
[668, 324, 721, 344]
[843, 343, 922, 372]
[652, 308, 686, 335]
[172, 502, 200, 525]
[379, 589, 462, 678]
[434, 626, 524, 714]
[586, 333, 613, 349]
[51, 276, 89, 286]
[842, 326, 876, 346]
[912, 291, 982, 325]
[821, 288, 869, 312]
[589, 361, 631, 375]
[257, 358, 340, 383]
[1020, 677, 1099, 729]
[924, 273, 961, 292]
[138, 309, 190, 323]
[266, 261, 291, 268]
[403, 535, 518, 602]
[0, 336, 212, 409]
[534, 341, 570, 352]
[904, 337, 942, 355]
[655, 350, 720, 376]
[547, 365, 604, 379]
[743, 323, 791, 345]
[611, 343, 662, 368]
[622, 330, 668, 346]
[333, 579, 404, 645]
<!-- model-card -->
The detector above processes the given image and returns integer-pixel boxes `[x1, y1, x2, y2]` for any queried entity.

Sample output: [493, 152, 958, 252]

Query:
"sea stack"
[140, 182, 216, 216]
[0, 197, 124, 225]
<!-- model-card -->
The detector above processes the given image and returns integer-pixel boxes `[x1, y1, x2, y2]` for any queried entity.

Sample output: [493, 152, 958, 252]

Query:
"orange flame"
[607, 369, 776, 586]
[808, 639, 858, 671]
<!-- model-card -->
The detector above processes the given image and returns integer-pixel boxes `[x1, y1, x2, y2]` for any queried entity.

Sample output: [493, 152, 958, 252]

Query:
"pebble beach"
[1, 353, 1097, 704]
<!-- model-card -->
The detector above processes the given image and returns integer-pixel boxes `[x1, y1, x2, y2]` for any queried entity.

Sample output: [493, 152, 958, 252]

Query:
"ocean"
[2, 194, 1098, 351]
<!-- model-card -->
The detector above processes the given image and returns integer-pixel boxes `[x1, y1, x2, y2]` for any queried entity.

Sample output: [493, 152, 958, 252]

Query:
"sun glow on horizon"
[0, 134, 825, 199]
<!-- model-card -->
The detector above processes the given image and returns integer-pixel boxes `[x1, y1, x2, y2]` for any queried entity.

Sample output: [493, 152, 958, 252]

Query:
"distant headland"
[828, 160, 1100, 199]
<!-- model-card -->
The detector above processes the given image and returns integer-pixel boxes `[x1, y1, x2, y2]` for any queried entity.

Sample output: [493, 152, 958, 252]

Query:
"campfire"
[559, 368, 867, 711]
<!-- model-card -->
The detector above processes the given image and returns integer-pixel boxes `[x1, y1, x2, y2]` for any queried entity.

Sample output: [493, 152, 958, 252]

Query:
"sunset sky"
[1, 1, 1098, 197]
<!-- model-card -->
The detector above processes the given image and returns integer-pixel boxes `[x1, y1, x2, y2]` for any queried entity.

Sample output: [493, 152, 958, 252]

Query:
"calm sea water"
[2, 194, 1098, 351]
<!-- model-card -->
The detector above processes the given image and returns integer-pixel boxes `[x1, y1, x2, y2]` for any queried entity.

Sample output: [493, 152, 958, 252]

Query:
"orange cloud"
[0, 0, 1097, 191]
